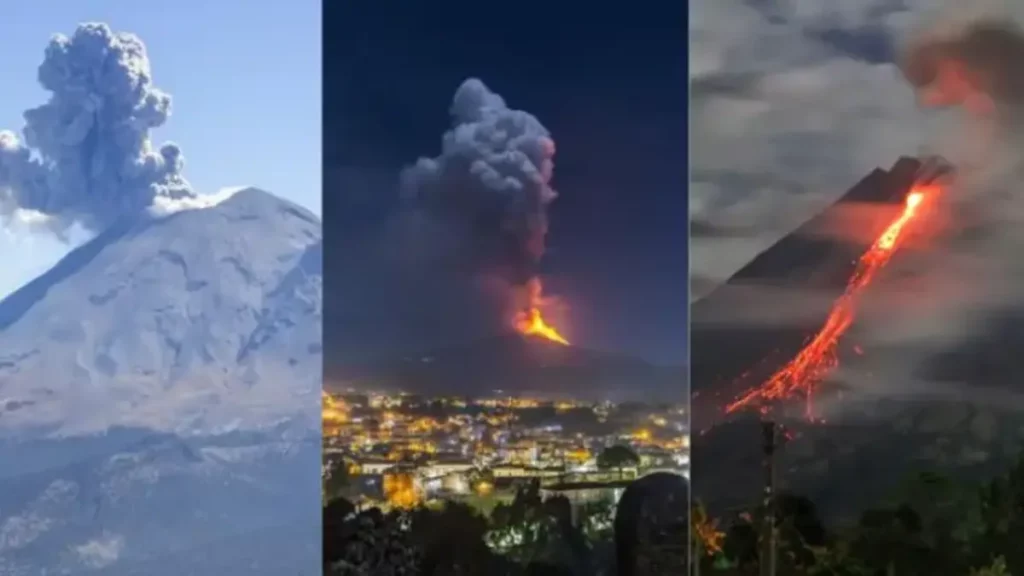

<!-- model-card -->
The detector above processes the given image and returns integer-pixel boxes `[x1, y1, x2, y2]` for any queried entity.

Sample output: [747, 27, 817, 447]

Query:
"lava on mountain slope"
[725, 184, 938, 419]
[691, 156, 953, 425]
[512, 277, 569, 345]
[514, 307, 570, 344]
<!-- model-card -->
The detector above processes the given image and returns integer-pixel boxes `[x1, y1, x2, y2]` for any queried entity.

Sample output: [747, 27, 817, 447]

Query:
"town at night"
[323, 391, 688, 513]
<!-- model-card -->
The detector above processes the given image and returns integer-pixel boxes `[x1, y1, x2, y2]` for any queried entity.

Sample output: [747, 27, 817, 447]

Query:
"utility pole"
[693, 535, 701, 576]
[760, 420, 777, 576]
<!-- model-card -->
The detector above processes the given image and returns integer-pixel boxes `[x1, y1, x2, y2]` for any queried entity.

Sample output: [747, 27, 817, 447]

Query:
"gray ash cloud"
[0, 22, 192, 237]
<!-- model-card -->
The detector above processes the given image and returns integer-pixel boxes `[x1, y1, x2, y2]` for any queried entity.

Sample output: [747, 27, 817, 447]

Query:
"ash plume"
[0, 22, 193, 237]
[402, 78, 559, 326]
[327, 79, 564, 358]
[402, 78, 557, 285]
[901, 5, 1024, 114]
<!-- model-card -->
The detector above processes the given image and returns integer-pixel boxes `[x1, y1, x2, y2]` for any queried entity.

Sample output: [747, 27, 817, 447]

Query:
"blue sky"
[0, 1, 320, 298]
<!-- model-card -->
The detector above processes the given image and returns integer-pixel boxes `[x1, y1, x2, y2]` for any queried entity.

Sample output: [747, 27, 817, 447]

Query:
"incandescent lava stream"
[515, 307, 570, 345]
[726, 185, 938, 419]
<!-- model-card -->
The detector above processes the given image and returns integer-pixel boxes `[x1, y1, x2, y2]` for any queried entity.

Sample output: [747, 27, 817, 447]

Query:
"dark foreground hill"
[327, 332, 686, 403]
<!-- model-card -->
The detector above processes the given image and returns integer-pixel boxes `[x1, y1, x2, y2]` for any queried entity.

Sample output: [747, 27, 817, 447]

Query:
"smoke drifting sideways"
[0, 22, 193, 239]
[402, 79, 559, 326]
[833, 8, 1024, 408]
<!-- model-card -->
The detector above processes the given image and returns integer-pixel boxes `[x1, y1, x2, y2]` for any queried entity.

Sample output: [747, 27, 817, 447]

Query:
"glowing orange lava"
[726, 186, 936, 418]
[513, 277, 570, 345]
[515, 307, 570, 345]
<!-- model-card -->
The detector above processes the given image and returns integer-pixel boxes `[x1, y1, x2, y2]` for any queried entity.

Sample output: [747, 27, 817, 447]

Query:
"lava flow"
[513, 277, 570, 344]
[515, 307, 569, 344]
[726, 185, 937, 418]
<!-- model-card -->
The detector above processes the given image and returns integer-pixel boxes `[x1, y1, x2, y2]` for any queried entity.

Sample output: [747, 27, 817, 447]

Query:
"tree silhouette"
[324, 459, 351, 504]
[972, 556, 1010, 576]
[614, 472, 688, 576]
[323, 502, 420, 575]
[596, 445, 639, 480]
[407, 501, 512, 575]
[488, 480, 557, 565]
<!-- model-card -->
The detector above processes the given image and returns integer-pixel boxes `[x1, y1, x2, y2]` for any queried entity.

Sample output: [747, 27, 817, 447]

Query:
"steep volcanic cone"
[690, 159, 966, 518]
[513, 277, 569, 344]
[690, 157, 925, 421]
[726, 185, 939, 418]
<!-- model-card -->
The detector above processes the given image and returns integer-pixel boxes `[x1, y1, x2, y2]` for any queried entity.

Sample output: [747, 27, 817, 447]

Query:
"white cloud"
[690, 0, 945, 295]
[73, 532, 125, 569]
[148, 185, 249, 216]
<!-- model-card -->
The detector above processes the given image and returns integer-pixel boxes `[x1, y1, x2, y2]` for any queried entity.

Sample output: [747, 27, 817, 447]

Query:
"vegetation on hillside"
[691, 453, 1024, 575]
[323, 477, 621, 575]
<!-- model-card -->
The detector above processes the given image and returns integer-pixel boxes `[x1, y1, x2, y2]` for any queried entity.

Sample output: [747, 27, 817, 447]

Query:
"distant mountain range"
[327, 332, 686, 404]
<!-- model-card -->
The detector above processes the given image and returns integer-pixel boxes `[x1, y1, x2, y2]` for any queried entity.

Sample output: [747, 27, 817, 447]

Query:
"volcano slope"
[0, 189, 321, 576]
[690, 157, 1024, 521]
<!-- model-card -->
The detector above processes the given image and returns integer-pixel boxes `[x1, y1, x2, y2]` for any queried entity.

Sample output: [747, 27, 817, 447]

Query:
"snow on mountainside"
[0, 427, 320, 575]
[0, 187, 322, 437]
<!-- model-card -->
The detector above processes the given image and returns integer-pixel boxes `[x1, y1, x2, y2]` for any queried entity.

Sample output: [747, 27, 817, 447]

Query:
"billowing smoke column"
[902, 20, 1024, 118]
[403, 79, 564, 337]
[0, 22, 193, 236]
[404, 78, 557, 283]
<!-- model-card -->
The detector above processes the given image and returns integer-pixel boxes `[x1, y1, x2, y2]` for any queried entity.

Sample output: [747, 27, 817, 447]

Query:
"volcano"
[327, 332, 684, 403]
[689, 157, 1024, 520]
[0, 189, 321, 575]
[691, 157, 924, 419]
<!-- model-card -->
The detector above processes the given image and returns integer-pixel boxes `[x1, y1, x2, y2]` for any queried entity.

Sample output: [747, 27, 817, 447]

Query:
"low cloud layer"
[0, 22, 193, 238]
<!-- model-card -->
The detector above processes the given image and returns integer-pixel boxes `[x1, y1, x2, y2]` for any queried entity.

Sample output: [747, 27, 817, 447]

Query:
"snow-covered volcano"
[0, 189, 322, 575]
[0, 187, 322, 438]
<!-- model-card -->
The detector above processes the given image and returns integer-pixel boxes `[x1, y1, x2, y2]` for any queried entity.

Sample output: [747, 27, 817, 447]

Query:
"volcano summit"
[0, 189, 322, 576]
[0, 188, 322, 437]
[0, 22, 320, 576]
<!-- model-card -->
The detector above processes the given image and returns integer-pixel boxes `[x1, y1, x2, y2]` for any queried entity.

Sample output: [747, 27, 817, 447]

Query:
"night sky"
[323, 2, 688, 366]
